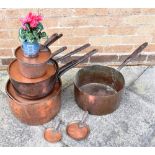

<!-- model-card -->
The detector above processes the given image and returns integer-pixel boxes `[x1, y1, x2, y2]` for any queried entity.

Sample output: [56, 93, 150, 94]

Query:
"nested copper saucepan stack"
[5, 33, 97, 125]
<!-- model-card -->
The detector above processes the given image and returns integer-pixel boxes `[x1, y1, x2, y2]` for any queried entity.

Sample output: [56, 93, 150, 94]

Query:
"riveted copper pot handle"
[117, 42, 148, 71]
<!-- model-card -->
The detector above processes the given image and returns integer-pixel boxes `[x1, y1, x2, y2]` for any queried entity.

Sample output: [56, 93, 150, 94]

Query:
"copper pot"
[9, 49, 97, 100]
[5, 79, 61, 125]
[74, 42, 148, 115]
[15, 43, 90, 79]
[15, 34, 64, 79]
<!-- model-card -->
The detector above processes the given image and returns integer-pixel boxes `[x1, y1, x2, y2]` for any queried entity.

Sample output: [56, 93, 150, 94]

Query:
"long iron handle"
[51, 46, 67, 58]
[43, 33, 58, 47]
[58, 49, 97, 77]
[55, 43, 91, 62]
[117, 42, 148, 71]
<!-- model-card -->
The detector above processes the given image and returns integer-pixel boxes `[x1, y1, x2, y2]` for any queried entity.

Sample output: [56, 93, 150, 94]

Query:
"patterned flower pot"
[22, 41, 40, 57]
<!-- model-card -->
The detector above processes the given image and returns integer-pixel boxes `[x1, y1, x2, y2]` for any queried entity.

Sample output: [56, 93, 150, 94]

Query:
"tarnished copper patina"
[74, 42, 148, 115]
[5, 79, 62, 125]
[9, 49, 97, 100]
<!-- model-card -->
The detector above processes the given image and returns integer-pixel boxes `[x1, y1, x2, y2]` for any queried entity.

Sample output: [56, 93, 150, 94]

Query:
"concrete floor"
[0, 65, 155, 147]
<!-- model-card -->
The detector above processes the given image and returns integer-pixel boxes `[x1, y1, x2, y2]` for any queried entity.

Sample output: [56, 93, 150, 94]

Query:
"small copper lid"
[44, 128, 62, 143]
[66, 121, 90, 140]
[15, 46, 52, 64]
[8, 60, 56, 84]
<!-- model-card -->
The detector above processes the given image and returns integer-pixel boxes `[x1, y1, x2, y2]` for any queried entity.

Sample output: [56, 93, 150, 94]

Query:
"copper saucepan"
[74, 42, 148, 115]
[5, 79, 62, 125]
[15, 33, 64, 79]
[9, 49, 97, 100]
[15, 42, 90, 79]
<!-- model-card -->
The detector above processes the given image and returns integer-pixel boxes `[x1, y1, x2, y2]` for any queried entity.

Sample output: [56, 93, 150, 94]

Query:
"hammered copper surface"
[66, 121, 90, 140]
[5, 80, 61, 125]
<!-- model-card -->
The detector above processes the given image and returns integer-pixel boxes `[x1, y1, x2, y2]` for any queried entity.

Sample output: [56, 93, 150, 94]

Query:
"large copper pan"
[9, 49, 97, 100]
[5, 79, 61, 125]
[74, 42, 148, 115]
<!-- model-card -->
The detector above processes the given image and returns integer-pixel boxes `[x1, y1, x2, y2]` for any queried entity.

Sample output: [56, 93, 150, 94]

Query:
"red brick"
[73, 27, 107, 36]
[108, 9, 141, 16]
[89, 36, 122, 45]
[121, 36, 152, 44]
[107, 26, 136, 35]
[92, 16, 122, 26]
[0, 49, 13, 57]
[90, 55, 118, 63]
[59, 17, 92, 27]
[104, 45, 134, 53]
[0, 39, 19, 48]
[0, 31, 10, 39]
[143, 44, 155, 52]
[59, 37, 89, 46]
[42, 18, 59, 28]
[39, 8, 73, 17]
[73, 8, 108, 16]
[1, 58, 15, 65]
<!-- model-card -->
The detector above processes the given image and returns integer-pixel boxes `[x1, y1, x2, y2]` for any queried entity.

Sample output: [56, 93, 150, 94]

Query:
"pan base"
[80, 83, 117, 96]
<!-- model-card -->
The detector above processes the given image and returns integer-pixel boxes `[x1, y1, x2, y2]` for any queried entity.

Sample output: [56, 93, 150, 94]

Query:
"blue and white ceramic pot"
[22, 41, 40, 57]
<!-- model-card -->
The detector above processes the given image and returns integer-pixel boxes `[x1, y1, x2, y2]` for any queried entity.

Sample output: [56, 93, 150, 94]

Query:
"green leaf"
[37, 23, 43, 32]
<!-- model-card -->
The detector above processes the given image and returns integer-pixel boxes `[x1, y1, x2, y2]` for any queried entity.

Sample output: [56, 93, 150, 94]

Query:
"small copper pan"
[5, 79, 62, 125]
[74, 42, 148, 115]
[15, 34, 64, 79]
[9, 49, 97, 100]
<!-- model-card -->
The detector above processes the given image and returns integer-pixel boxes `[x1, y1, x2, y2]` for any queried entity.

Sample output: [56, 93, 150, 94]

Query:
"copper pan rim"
[73, 65, 125, 98]
[8, 59, 57, 84]
[5, 79, 62, 106]
[15, 46, 52, 65]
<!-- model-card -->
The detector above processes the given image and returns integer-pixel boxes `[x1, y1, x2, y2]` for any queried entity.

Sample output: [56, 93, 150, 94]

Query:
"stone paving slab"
[0, 66, 155, 147]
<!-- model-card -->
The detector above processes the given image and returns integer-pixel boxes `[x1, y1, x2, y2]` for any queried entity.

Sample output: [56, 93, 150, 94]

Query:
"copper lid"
[5, 79, 61, 105]
[44, 128, 62, 143]
[66, 121, 90, 140]
[15, 46, 52, 64]
[8, 60, 56, 84]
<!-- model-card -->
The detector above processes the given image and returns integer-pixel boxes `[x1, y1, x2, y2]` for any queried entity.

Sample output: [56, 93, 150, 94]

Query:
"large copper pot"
[5, 79, 62, 125]
[74, 42, 148, 115]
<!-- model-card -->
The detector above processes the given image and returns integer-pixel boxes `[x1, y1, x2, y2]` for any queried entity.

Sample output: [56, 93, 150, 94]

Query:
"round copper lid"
[66, 121, 90, 140]
[44, 128, 62, 143]
[15, 46, 52, 64]
[8, 60, 56, 84]
[5, 79, 61, 105]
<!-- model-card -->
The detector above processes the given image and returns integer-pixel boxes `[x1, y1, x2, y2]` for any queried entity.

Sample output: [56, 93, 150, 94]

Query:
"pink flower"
[20, 12, 43, 29]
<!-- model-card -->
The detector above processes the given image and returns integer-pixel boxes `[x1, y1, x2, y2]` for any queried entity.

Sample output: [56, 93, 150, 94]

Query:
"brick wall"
[0, 8, 155, 69]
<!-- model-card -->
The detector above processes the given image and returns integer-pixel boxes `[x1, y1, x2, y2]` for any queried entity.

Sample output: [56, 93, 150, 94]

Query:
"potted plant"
[19, 12, 48, 57]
